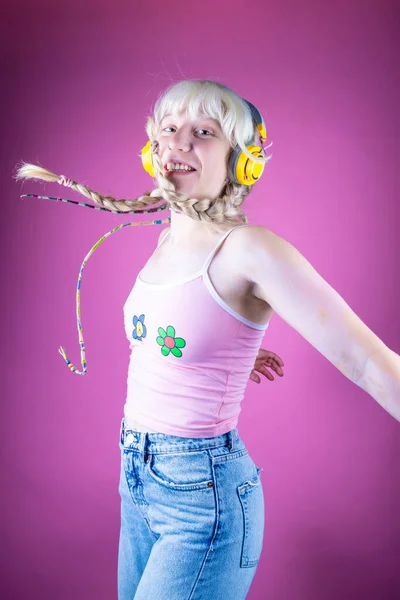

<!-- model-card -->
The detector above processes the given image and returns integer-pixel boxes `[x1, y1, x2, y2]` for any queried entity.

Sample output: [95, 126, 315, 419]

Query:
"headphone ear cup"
[230, 145, 266, 186]
[229, 146, 242, 185]
[141, 140, 155, 177]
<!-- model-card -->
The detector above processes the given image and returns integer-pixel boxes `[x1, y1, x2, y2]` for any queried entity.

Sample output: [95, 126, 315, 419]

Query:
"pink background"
[2, 1, 399, 598]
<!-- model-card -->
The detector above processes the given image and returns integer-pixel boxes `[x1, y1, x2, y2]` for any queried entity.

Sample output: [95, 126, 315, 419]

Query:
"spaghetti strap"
[156, 223, 252, 275]
[156, 228, 171, 248]
[202, 223, 252, 275]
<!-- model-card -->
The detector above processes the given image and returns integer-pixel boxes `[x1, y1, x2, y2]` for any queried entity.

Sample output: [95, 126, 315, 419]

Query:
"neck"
[167, 206, 228, 244]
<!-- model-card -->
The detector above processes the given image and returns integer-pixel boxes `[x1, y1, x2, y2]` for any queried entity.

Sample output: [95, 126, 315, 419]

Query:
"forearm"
[353, 347, 400, 422]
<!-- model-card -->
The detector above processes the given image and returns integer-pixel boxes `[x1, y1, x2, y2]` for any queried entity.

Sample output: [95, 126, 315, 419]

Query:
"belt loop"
[120, 418, 125, 445]
[140, 432, 149, 463]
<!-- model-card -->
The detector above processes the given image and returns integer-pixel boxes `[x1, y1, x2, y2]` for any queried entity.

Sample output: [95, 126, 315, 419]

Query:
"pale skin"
[157, 110, 285, 384]
[153, 109, 400, 422]
[157, 110, 233, 242]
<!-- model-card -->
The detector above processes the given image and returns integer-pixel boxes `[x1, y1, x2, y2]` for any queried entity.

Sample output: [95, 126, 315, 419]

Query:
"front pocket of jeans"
[237, 466, 264, 568]
[146, 450, 214, 491]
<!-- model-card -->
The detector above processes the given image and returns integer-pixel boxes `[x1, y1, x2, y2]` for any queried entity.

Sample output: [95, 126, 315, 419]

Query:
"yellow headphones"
[141, 99, 267, 187]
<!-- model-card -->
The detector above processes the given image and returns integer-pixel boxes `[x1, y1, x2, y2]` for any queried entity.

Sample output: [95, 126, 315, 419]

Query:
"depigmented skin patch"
[318, 307, 328, 325]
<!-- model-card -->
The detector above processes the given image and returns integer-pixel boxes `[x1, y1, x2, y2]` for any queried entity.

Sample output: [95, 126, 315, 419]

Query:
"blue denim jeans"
[117, 417, 265, 600]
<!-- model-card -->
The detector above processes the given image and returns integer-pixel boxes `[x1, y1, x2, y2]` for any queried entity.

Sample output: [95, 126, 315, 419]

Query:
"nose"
[168, 127, 192, 152]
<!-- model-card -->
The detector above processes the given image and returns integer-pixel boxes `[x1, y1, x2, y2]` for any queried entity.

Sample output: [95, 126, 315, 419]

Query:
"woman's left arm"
[242, 227, 400, 422]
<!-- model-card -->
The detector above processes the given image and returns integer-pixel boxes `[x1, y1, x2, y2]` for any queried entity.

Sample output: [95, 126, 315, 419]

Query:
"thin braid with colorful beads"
[19, 176, 173, 375]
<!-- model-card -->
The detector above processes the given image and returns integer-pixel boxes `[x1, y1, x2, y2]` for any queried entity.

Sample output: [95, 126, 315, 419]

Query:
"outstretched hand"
[250, 349, 285, 384]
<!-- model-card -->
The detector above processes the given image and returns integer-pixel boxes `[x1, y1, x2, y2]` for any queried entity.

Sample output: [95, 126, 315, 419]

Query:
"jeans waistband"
[119, 417, 240, 462]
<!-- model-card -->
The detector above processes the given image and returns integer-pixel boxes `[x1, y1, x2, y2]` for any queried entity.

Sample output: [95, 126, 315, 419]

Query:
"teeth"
[166, 162, 195, 172]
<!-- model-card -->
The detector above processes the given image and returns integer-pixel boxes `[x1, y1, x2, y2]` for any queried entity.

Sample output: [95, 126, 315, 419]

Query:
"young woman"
[15, 79, 399, 600]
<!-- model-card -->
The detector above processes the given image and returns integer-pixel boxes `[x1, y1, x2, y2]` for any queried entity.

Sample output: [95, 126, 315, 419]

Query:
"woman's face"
[156, 109, 232, 201]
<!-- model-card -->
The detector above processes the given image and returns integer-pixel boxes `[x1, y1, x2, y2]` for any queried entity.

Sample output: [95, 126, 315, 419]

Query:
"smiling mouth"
[164, 167, 197, 176]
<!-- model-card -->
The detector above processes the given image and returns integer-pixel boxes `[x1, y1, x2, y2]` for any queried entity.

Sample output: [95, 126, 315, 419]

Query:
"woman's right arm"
[244, 226, 400, 422]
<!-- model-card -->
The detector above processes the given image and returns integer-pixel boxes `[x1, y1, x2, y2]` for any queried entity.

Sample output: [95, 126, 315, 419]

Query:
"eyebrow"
[161, 114, 221, 129]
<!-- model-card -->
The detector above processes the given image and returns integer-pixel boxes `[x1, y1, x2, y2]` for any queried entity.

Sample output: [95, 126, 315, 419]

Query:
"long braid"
[14, 136, 252, 225]
[14, 159, 168, 215]
[13, 103, 258, 375]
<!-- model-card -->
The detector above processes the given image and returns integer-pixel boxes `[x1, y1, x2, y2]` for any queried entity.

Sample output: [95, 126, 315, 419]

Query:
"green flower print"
[156, 325, 186, 358]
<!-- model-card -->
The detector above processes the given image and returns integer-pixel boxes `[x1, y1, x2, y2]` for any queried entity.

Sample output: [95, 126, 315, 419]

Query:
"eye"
[161, 127, 213, 136]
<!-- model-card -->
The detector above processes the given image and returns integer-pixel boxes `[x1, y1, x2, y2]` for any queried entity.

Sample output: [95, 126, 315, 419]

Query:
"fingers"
[255, 360, 284, 376]
[249, 371, 261, 384]
[251, 356, 286, 384]
[258, 349, 285, 366]
[267, 357, 284, 371]
[258, 366, 274, 381]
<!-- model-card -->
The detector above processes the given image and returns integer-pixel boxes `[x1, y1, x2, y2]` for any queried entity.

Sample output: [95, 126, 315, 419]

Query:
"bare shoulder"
[237, 224, 313, 270]
[235, 224, 321, 306]
[236, 226, 391, 398]
[238, 224, 288, 249]
[233, 224, 290, 269]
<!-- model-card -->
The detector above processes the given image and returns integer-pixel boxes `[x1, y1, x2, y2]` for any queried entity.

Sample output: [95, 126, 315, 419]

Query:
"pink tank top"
[122, 224, 270, 438]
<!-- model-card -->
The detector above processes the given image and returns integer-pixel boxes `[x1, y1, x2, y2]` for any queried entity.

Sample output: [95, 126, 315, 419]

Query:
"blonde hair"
[14, 79, 272, 226]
